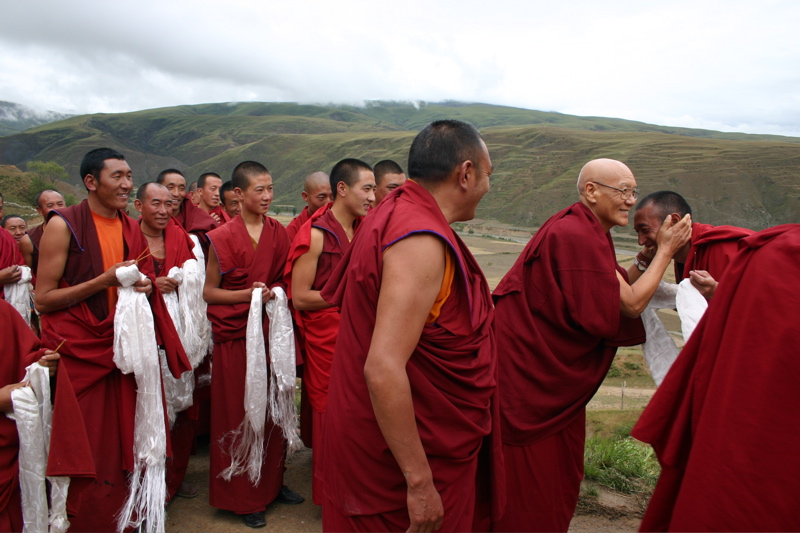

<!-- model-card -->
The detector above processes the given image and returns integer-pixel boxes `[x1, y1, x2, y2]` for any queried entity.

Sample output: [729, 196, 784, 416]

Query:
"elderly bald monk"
[492, 159, 692, 532]
[26, 189, 67, 273]
[285, 172, 333, 242]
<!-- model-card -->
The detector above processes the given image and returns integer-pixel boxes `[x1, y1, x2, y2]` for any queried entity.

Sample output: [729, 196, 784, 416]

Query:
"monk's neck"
[139, 221, 165, 258]
[87, 195, 119, 219]
[199, 200, 214, 213]
[331, 202, 357, 238]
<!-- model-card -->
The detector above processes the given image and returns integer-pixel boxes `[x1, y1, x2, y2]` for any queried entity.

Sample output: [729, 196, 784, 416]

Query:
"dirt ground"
[164, 222, 650, 532]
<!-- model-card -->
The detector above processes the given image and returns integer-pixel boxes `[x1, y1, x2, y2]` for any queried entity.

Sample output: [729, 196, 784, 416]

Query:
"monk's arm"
[291, 228, 330, 311]
[35, 216, 130, 314]
[364, 233, 445, 533]
[618, 214, 692, 317]
[19, 234, 34, 269]
[202, 245, 259, 304]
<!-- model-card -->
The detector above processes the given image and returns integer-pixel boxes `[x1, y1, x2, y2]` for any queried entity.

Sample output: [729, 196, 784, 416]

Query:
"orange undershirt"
[91, 210, 124, 313]
[426, 247, 454, 324]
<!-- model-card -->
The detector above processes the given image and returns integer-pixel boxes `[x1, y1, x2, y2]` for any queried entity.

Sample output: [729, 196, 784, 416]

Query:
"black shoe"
[242, 512, 266, 528]
[274, 485, 305, 505]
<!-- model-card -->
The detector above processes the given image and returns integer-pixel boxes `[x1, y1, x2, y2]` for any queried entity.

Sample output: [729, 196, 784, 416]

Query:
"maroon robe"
[633, 224, 800, 532]
[40, 201, 190, 532]
[27, 224, 43, 275]
[674, 222, 754, 281]
[492, 202, 646, 532]
[285, 206, 311, 242]
[0, 229, 24, 302]
[206, 215, 290, 514]
[319, 180, 501, 532]
[207, 205, 231, 225]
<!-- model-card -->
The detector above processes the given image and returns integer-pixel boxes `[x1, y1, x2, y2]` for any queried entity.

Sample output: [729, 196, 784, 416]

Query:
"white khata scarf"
[4, 264, 33, 326]
[112, 264, 166, 533]
[220, 286, 301, 485]
[9, 363, 71, 533]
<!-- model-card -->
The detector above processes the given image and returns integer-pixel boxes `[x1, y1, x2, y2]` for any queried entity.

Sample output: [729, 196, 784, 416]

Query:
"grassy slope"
[1, 101, 798, 230]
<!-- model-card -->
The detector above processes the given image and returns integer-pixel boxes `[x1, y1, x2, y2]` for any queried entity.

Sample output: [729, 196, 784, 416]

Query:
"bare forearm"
[291, 289, 331, 311]
[36, 276, 109, 314]
[620, 250, 672, 317]
[203, 285, 252, 305]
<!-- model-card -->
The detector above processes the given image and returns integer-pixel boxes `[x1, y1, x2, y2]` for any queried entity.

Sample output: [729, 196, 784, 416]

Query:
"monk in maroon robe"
[285, 160, 373, 504]
[492, 159, 692, 532]
[0, 228, 24, 299]
[633, 191, 754, 299]
[633, 224, 800, 532]
[285, 171, 332, 242]
[319, 120, 502, 532]
[36, 149, 190, 532]
[204, 160, 301, 529]
[27, 189, 67, 275]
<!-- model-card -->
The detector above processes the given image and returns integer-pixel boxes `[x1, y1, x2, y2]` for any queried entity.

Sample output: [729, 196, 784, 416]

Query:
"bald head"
[302, 171, 333, 215]
[136, 181, 170, 202]
[576, 159, 634, 196]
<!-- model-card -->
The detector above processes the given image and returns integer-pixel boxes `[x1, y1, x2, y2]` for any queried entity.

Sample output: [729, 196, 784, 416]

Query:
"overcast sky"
[1, 0, 798, 137]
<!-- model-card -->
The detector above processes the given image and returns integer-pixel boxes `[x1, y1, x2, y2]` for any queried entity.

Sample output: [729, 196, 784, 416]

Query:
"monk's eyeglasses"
[591, 182, 640, 201]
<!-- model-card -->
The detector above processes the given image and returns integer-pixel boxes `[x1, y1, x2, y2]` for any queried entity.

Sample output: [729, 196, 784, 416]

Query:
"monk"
[197, 172, 230, 225]
[320, 120, 500, 532]
[0, 211, 24, 301]
[285, 158, 375, 504]
[633, 223, 800, 531]
[26, 189, 66, 274]
[285, 171, 332, 242]
[158, 168, 218, 256]
[491, 159, 692, 532]
[220, 180, 242, 219]
[134, 182, 201, 501]
[35, 148, 191, 532]
[633, 190, 754, 299]
[204, 160, 303, 529]
[0, 299, 61, 532]
[372, 159, 406, 205]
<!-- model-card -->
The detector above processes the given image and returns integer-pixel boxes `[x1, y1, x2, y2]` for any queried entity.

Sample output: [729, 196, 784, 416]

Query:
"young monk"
[204, 161, 303, 529]
[285, 158, 375, 504]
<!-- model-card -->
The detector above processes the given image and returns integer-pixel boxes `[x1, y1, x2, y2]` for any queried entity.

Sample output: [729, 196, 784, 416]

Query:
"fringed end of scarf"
[218, 418, 265, 486]
[116, 462, 167, 533]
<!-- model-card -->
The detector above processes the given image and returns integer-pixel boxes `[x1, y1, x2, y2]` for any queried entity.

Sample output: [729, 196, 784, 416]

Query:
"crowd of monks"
[1, 119, 798, 533]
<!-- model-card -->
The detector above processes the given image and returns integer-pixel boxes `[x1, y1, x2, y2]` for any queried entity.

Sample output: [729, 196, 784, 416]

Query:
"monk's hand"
[156, 276, 179, 294]
[101, 260, 136, 287]
[0, 381, 29, 412]
[689, 269, 718, 300]
[210, 212, 221, 224]
[656, 214, 692, 256]
[133, 276, 153, 296]
[406, 478, 444, 533]
[37, 350, 60, 377]
[0, 264, 23, 285]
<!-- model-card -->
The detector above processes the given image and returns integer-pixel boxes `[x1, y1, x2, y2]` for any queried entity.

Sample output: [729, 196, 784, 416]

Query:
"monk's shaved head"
[577, 158, 634, 195]
[136, 181, 170, 201]
[304, 171, 329, 193]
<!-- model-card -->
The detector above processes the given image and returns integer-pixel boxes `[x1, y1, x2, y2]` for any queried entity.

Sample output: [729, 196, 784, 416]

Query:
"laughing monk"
[286, 171, 333, 242]
[491, 159, 692, 532]
[319, 120, 501, 532]
[204, 161, 303, 529]
[35, 148, 191, 532]
[285, 158, 375, 504]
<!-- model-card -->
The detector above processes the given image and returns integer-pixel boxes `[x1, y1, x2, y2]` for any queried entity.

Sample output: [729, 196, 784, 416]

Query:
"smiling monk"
[492, 159, 692, 532]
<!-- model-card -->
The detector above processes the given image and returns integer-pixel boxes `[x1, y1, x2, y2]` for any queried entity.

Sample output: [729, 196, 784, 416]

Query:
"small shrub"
[584, 436, 659, 494]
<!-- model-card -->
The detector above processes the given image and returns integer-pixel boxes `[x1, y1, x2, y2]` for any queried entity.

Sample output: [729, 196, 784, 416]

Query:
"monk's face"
[87, 158, 133, 213]
[222, 189, 241, 218]
[161, 173, 186, 215]
[198, 176, 222, 209]
[463, 140, 493, 221]
[302, 182, 333, 215]
[3, 216, 27, 242]
[339, 170, 376, 217]
[374, 173, 406, 205]
[633, 203, 664, 249]
[239, 173, 274, 216]
[36, 191, 66, 218]
[591, 171, 637, 231]
[135, 187, 174, 231]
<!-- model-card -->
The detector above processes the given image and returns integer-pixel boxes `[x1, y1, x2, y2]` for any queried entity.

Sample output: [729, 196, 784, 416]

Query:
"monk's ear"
[457, 160, 473, 191]
[582, 182, 598, 204]
[670, 213, 681, 225]
[337, 181, 348, 197]
[134, 199, 143, 213]
[301, 190, 309, 202]
[84, 174, 98, 192]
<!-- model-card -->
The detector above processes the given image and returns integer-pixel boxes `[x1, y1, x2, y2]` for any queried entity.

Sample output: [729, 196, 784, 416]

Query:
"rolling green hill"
[0, 101, 798, 231]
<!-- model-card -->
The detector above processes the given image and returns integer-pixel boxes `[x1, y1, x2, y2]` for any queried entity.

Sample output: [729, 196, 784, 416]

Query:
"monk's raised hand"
[689, 269, 718, 299]
[38, 350, 60, 376]
[656, 214, 692, 256]
[406, 481, 444, 532]
[102, 260, 136, 287]
[156, 276, 179, 294]
[0, 264, 22, 285]
[210, 212, 221, 224]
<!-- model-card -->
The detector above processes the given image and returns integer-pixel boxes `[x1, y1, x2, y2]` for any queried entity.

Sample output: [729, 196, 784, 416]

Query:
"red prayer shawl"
[206, 215, 290, 343]
[493, 202, 646, 445]
[633, 224, 800, 532]
[285, 206, 311, 243]
[319, 180, 502, 517]
[173, 197, 218, 240]
[674, 222, 754, 280]
[159, 218, 197, 272]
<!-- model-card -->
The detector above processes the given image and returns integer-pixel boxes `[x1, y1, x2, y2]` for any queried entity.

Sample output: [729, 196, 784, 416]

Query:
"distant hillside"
[0, 101, 72, 137]
[0, 101, 797, 231]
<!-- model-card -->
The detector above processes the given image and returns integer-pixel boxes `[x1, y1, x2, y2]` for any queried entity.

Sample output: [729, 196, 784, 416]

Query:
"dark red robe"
[0, 229, 24, 302]
[27, 224, 43, 275]
[207, 205, 231, 225]
[674, 222, 754, 281]
[206, 215, 290, 514]
[633, 224, 800, 532]
[319, 180, 501, 532]
[285, 203, 358, 504]
[39, 201, 190, 532]
[491, 202, 646, 532]
[285, 206, 311, 243]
